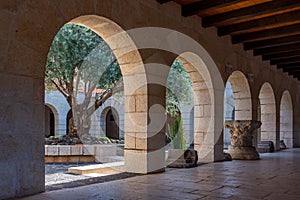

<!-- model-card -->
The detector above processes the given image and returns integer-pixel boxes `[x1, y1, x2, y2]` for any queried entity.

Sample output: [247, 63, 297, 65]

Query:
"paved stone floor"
[20, 149, 300, 200]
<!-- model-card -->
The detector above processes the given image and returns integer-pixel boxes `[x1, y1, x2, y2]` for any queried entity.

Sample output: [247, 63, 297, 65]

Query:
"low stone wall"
[45, 144, 123, 163]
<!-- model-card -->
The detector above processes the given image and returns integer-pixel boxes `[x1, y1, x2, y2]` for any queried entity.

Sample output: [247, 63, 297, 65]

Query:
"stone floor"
[20, 149, 300, 200]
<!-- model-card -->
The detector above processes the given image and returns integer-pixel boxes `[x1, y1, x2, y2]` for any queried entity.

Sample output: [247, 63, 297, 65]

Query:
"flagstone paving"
[20, 149, 300, 200]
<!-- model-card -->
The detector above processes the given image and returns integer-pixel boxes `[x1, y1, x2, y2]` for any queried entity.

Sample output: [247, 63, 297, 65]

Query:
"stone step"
[68, 161, 124, 175]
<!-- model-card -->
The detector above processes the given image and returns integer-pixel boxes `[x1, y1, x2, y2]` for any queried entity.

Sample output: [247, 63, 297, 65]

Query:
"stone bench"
[257, 141, 274, 153]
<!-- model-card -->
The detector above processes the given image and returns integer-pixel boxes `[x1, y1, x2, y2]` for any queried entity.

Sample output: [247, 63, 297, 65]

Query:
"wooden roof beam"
[262, 50, 300, 61]
[244, 34, 300, 50]
[270, 56, 300, 65]
[288, 71, 300, 76]
[232, 23, 300, 44]
[282, 67, 300, 73]
[182, 0, 245, 17]
[202, 0, 300, 27]
[253, 43, 300, 56]
[156, 0, 172, 4]
[277, 62, 300, 69]
[218, 10, 300, 36]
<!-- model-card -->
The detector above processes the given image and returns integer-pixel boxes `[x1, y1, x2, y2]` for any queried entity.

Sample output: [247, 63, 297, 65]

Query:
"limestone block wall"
[1, 0, 300, 198]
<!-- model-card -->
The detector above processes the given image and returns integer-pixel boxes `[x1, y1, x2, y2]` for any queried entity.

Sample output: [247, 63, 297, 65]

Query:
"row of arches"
[223, 71, 293, 150]
[45, 105, 121, 140]
[44, 15, 296, 172]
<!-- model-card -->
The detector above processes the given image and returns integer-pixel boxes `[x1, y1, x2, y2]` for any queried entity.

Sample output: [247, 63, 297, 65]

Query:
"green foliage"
[166, 116, 186, 149]
[45, 23, 122, 92]
[166, 59, 193, 117]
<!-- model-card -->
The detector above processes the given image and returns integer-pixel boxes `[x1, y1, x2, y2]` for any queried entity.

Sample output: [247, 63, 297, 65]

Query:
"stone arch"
[105, 107, 120, 139]
[99, 98, 124, 140]
[175, 52, 223, 162]
[227, 71, 252, 120]
[223, 71, 252, 149]
[44, 104, 59, 137]
[165, 59, 194, 149]
[280, 90, 293, 148]
[66, 109, 72, 135]
[258, 82, 277, 149]
[126, 27, 224, 161]
[67, 15, 148, 173]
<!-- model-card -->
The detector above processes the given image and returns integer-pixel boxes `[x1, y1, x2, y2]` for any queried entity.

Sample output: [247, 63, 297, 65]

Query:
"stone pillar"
[225, 120, 261, 160]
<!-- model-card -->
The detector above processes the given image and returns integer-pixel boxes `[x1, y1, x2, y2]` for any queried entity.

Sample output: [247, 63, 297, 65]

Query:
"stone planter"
[166, 149, 198, 168]
[225, 120, 261, 160]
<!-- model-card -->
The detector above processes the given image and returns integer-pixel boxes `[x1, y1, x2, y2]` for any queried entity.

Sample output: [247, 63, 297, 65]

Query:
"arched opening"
[165, 59, 194, 150]
[280, 90, 293, 148]
[45, 105, 55, 137]
[173, 52, 221, 162]
[258, 82, 277, 150]
[66, 109, 72, 135]
[223, 81, 234, 149]
[45, 15, 148, 174]
[224, 71, 252, 149]
[106, 107, 120, 139]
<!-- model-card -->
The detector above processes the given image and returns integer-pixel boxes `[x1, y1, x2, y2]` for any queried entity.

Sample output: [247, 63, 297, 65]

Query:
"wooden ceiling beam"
[288, 71, 300, 76]
[277, 62, 300, 69]
[218, 10, 300, 36]
[262, 50, 300, 61]
[202, 0, 300, 27]
[232, 23, 300, 44]
[282, 67, 300, 73]
[244, 34, 300, 50]
[156, 0, 172, 4]
[182, 0, 245, 17]
[270, 56, 300, 65]
[253, 43, 300, 56]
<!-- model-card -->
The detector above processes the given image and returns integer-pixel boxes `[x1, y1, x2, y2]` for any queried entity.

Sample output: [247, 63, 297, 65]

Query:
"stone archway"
[227, 71, 252, 120]
[45, 104, 59, 137]
[105, 107, 120, 139]
[258, 82, 277, 149]
[175, 52, 223, 162]
[126, 27, 225, 162]
[224, 71, 252, 149]
[66, 109, 72, 135]
[67, 15, 150, 173]
[280, 90, 293, 148]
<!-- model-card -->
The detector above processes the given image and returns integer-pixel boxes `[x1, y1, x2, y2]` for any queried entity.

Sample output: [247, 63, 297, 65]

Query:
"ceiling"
[157, 0, 300, 80]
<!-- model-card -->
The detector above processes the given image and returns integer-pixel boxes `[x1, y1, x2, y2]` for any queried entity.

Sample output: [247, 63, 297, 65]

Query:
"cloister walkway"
[20, 149, 300, 200]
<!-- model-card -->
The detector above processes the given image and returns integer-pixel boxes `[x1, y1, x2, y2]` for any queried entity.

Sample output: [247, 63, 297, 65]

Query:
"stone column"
[225, 120, 261, 160]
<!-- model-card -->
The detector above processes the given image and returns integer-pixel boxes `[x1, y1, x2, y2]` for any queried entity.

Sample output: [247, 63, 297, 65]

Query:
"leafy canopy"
[166, 59, 194, 117]
[45, 23, 122, 92]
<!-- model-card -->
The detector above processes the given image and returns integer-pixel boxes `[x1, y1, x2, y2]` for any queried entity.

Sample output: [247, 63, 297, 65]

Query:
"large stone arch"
[175, 53, 220, 162]
[119, 27, 224, 162]
[280, 90, 293, 148]
[224, 71, 252, 149]
[258, 82, 277, 149]
[60, 15, 150, 173]
[44, 103, 59, 137]
[227, 71, 252, 120]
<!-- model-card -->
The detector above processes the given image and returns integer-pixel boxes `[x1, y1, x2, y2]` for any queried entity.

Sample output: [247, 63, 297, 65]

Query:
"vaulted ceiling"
[157, 0, 300, 80]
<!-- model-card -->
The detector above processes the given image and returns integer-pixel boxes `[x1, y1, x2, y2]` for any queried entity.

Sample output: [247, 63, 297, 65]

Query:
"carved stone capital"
[225, 120, 261, 160]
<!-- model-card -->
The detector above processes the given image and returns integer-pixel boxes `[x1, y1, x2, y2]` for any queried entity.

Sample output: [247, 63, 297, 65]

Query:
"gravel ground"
[45, 163, 139, 191]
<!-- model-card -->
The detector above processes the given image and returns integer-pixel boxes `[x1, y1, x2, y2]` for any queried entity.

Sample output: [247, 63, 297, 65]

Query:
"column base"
[228, 146, 260, 160]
